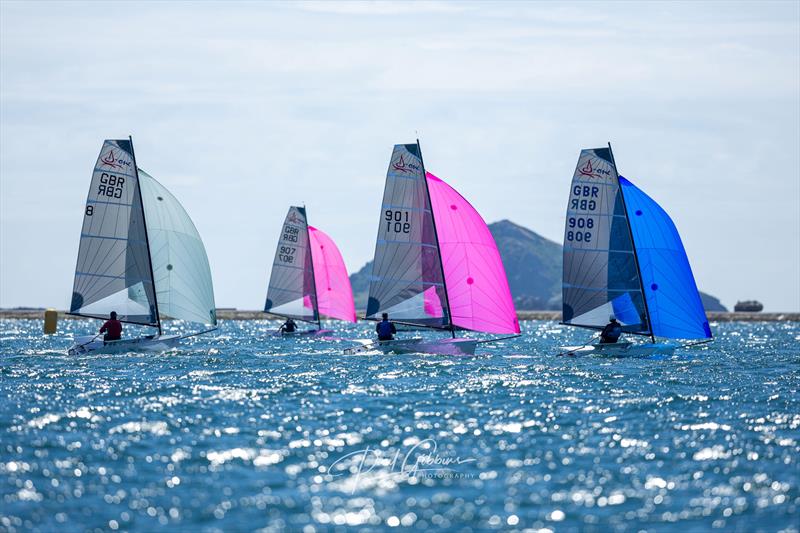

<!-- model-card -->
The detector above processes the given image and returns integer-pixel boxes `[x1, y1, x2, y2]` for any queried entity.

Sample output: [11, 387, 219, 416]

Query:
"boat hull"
[346, 337, 478, 356]
[68, 334, 181, 356]
[559, 341, 677, 358]
[273, 329, 333, 338]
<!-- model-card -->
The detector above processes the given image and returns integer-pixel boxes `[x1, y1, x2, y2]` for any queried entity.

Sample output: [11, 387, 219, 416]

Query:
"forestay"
[265, 207, 318, 322]
[137, 170, 217, 326]
[70, 140, 158, 325]
[365, 144, 449, 328]
[426, 172, 519, 334]
[308, 226, 357, 323]
[562, 148, 649, 333]
[619, 177, 711, 339]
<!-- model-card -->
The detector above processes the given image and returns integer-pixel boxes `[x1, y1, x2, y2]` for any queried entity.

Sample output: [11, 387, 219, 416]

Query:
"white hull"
[273, 328, 333, 338]
[68, 334, 181, 356]
[345, 337, 478, 356]
[559, 341, 677, 358]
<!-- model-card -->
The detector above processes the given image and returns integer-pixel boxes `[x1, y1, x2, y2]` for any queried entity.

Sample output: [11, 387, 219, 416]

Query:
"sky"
[1, 1, 798, 312]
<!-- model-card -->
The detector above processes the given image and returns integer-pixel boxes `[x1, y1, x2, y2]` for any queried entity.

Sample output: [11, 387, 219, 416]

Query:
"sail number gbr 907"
[567, 184, 599, 243]
[385, 210, 410, 234]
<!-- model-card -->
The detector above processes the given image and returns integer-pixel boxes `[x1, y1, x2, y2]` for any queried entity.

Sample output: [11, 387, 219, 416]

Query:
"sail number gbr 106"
[385, 210, 410, 234]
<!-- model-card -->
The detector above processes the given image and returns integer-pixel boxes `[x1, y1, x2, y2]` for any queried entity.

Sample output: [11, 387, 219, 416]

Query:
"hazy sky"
[1, 1, 798, 312]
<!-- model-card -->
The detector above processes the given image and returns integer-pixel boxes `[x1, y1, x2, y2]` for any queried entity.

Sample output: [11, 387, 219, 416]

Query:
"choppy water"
[1, 319, 798, 532]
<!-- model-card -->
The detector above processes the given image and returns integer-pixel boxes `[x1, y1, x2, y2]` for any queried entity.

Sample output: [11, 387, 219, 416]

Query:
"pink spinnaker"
[308, 226, 357, 323]
[426, 172, 520, 334]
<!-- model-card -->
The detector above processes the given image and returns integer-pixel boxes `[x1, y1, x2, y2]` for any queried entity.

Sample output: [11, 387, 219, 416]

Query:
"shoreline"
[1, 309, 798, 322]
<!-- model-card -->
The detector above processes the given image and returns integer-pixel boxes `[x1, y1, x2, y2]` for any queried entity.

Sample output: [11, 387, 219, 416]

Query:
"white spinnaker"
[138, 170, 217, 326]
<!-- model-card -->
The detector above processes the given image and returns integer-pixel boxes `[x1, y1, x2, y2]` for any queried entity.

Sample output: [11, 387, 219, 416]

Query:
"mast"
[303, 206, 322, 330]
[417, 139, 456, 338]
[129, 135, 162, 335]
[607, 142, 655, 344]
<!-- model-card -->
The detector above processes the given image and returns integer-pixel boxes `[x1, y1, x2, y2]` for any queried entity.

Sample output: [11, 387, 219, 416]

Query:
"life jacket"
[377, 320, 394, 339]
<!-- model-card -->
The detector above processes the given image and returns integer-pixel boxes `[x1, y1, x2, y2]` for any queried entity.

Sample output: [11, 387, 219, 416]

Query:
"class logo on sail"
[578, 159, 610, 179]
[392, 154, 420, 174]
[100, 150, 131, 170]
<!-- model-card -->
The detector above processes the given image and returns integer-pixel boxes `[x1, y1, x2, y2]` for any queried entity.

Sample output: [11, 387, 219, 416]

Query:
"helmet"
[609, 314, 616, 321]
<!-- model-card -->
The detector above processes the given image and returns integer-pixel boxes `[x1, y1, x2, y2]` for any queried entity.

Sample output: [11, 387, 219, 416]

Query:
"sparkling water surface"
[1, 319, 798, 532]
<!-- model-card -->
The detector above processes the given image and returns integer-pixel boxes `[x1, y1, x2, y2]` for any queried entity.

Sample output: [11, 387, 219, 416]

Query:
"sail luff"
[416, 140, 454, 335]
[304, 212, 322, 329]
[561, 147, 649, 333]
[364, 144, 449, 328]
[607, 143, 654, 343]
[69, 139, 159, 327]
[128, 137, 162, 335]
[264, 206, 318, 323]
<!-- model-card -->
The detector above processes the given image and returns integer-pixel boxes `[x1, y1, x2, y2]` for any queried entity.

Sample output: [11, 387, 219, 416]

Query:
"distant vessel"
[734, 300, 763, 312]
[264, 206, 356, 335]
[560, 144, 712, 357]
[68, 138, 217, 355]
[352, 141, 520, 355]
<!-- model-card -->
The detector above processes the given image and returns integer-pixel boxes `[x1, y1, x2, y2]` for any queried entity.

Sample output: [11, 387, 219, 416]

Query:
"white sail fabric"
[365, 144, 449, 328]
[264, 206, 318, 322]
[70, 140, 158, 325]
[137, 170, 217, 326]
[562, 148, 648, 333]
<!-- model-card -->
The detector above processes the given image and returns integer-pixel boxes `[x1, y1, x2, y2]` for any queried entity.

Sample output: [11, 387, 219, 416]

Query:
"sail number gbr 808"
[566, 184, 599, 243]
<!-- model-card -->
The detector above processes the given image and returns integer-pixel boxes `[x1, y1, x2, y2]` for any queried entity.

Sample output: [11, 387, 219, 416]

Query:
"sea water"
[1, 319, 798, 532]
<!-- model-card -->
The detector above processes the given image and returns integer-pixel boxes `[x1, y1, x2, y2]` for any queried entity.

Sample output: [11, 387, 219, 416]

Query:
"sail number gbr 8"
[566, 184, 599, 243]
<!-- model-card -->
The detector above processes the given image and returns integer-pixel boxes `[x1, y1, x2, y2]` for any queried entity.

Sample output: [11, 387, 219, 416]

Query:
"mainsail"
[264, 207, 318, 322]
[426, 172, 520, 334]
[308, 226, 357, 323]
[366, 142, 519, 335]
[561, 148, 649, 333]
[365, 144, 449, 328]
[137, 170, 217, 326]
[70, 140, 158, 325]
[618, 177, 711, 339]
[562, 145, 711, 341]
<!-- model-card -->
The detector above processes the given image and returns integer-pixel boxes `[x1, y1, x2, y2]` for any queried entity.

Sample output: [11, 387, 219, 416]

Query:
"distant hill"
[349, 219, 727, 312]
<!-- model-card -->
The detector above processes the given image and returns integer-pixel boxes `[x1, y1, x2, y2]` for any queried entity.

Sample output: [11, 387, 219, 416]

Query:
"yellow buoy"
[43, 309, 58, 334]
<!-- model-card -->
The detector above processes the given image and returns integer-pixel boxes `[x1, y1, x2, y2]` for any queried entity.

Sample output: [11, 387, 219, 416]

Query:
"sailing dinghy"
[350, 141, 520, 355]
[264, 207, 356, 336]
[68, 138, 217, 355]
[559, 145, 712, 357]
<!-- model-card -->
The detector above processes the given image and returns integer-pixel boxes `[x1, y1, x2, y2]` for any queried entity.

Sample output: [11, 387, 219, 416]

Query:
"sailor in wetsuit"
[376, 312, 397, 341]
[280, 318, 297, 334]
[599, 315, 623, 344]
[100, 311, 123, 342]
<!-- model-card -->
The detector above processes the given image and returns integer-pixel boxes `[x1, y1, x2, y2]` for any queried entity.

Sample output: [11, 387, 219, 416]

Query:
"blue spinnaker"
[619, 177, 711, 339]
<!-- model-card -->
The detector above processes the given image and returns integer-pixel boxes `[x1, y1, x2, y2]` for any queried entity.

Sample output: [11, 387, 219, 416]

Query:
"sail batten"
[561, 148, 649, 333]
[365, 142, 518, 334]
[70, 140, 158, 326]
[365, 144, 449, 328]
[264, 207, 318, 323]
